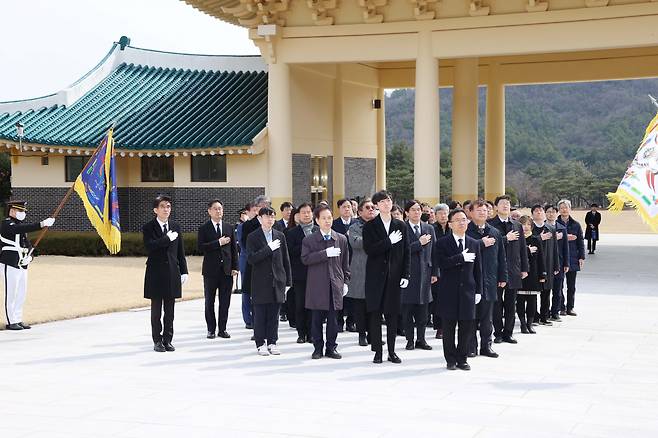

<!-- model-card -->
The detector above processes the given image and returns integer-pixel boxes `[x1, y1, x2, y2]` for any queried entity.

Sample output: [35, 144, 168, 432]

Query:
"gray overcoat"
[346, 219, 367, 300]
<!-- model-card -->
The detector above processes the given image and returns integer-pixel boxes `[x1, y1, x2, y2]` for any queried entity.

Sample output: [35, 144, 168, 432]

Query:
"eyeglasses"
[450, 219, 469, 224]
[363, 206, 375, 210]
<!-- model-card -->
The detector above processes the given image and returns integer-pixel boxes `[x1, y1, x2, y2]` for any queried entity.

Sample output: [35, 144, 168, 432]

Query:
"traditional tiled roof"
[0, 38, 268, 152]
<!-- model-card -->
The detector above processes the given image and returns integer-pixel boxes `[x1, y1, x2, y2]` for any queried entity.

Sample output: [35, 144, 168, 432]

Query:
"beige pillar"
[485, 63, 506, 201]
[413, 30, 440, 206]
[451, 57, 479, 202]
[376, 88, 386, 191]
[267, 62, 293, 209]
[332, 64, 344, 214]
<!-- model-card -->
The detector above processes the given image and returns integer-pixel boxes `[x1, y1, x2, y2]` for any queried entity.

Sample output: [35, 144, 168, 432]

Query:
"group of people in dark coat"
[141, 192, 587, 371]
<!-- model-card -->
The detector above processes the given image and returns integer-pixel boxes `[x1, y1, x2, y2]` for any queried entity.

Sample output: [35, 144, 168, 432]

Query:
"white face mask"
[15, 211, 26, 221]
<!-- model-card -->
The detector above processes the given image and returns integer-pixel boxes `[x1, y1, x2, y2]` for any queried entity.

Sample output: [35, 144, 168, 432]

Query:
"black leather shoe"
[217, 331, 231, 339]
[388, 353, 402, 364]
[397, 329, 406, 337]
[373, 351, 383, 364]
[457, 362, 471, 371]
[503, 336, 518, 344]
[405, 341, 415, 350]
[494, 337, 503, 344]
[280, 314, 288, 322]
[153, 342, 166, 352]
[521, 325, 529, 334]
[245, 323, 253, 329]
[559, 310, 567, 316]
[480, 347, 499, 358]
[18, 322, 31, 329]
[567, 310, 578, 316]
[550, 315, 562, 322]
[346, 323, 357, 333]
[539, 320, 553, 326]
[250, 335, 255, 341]
[467, 351, 477, 358]
[358, 334, 368, 346]
[337, 325, 344, 333]
[207, 332, 216, 339]
[164, 342, 175, 352]
[527, 326, 537, 334]
[297, 336, 306, 344]
[306, 337, 313, 344]
[325, 349, 342, 359]
[6, 323, 23, 330]
[435, 329, 443, 339]
[446, 363, 457, 370]
[415, 341, 433, 350]
[311, 349, 323, 360]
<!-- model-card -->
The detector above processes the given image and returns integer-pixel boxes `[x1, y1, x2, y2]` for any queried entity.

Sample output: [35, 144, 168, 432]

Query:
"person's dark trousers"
[253, 302, 280, 348]
[402, 303, 428, 343]
[280, 300, 287, 319]
[312, 296, 338, 352]
[551, 274, 564, 317]
[203, 274, 233, 333]
[341, 297, 355, 327]
[151, 297, 175, 344]
[539, 289, 551, 321]
[336, 309, 345, 330]
[470, 299, 494, 354]
[442, 319, 474, 365]
[369, 311, 397, 354]
[351, 298, 368, 336]
[587, 239, 597, 253]
[431, 284, 442, 330]
[286, 287, 296, 327]
[294, 279, 311, 338]
[240, 267, 253, 326]
[565, 271, 577, 311]
[516, 295, 537, 327]
[493, 287, 517, 338]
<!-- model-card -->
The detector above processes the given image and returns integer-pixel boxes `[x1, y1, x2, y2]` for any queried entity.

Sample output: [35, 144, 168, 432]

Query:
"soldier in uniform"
[1, 200, 55, 330]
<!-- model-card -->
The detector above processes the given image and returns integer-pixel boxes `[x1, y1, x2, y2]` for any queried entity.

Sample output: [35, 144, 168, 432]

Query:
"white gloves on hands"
[20, 255, 33, 266]
[389, 230, 403, 245]
[399, 279, 409, 289]
[475, 293, 482, 305]
[326, 247, 341, 257]
[342, 284, 348, 297]
[285, 286, 291, 296]
[180, 274, 189, 285]
[41, 217, 55, 228]
[268, 239, 281, 251]
[462, 249, 476, 263]
[528, 245, 538, 254]
[166, 230, 179, 241]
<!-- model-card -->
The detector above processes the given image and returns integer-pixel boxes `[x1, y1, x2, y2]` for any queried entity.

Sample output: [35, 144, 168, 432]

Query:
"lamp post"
[15, 122, 24, 153]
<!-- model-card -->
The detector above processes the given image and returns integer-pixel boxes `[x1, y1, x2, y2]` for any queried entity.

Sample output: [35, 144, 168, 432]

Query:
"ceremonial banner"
[607, 111, 658, 232]
[73, 127, 122, 253]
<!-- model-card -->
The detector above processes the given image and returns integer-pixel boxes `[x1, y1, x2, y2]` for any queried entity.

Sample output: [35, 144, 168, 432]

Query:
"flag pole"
[30, 123, 116, 252]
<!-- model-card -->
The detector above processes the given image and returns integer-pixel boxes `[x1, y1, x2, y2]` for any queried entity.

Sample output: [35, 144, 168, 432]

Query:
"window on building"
[65, 156, 89, 182]
[141, 157, 174, 182]
[191, 155, 227, 182]
[311, 156, 328, 206]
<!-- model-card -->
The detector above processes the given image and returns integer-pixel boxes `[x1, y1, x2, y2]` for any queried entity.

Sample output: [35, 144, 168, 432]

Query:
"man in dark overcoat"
[363, 190, 410, 364]
[302, 205, 351, 360]
[584, 203, 601, 254]
[143, 195, 189, 353]
[531, 205, 560, 325]
[545, 204, 570, 321]
[436, 208, 482, 371]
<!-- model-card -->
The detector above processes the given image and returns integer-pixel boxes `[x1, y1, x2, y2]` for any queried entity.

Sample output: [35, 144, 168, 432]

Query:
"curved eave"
[182, 0, 243, 27]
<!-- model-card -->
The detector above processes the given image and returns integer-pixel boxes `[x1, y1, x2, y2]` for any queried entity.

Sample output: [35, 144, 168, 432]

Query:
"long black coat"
[285, 224, 318, 284]
[246, 228, 292, 305]
[143, 219, 188, 299]
[487, 216, 529, 290]
[198, 220, 238, 277]
[239, 216, 262, 293]
[584, 211, 601, 241]
[532, 222, 560, 290]
[435, 234, 483, 321]
[402, 222, 436, 305]
[466, 222, 507, 302]
[363, 215, 410, 314]
[301, 230, 350, 311]
[520, 235, 547, 292]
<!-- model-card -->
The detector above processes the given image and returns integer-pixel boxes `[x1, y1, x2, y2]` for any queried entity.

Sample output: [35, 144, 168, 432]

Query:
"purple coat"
[301, 230, 351, 311]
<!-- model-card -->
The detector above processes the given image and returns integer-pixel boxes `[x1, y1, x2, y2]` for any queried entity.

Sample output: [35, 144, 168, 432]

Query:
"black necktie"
[414, 225, 420, 238]
[163, 224, 168, 234]
[479, 227, 485, 236]
[216, 223, 221, 236]
[458, 238, 464, 252]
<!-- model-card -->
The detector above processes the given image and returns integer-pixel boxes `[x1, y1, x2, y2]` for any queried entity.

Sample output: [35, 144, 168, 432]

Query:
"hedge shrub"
[28, 231, 201, 257]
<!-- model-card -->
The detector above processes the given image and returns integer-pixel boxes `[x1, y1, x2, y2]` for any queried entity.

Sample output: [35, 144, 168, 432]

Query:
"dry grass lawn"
[0, 209, 653, 328]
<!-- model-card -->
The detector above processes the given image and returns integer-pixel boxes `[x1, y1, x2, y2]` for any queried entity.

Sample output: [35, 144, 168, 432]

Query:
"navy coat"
[557, 216, 586, 271]
[331, 217, 353, 235]
[466, 222, 507, 302]
[487, 216, 529, 290]
[435, 234, 482, 321]
[403, 222, 436, 305]
[285, 224, 319, 284]
[246, 228, 292, 305]
[143, 219, 188, 300]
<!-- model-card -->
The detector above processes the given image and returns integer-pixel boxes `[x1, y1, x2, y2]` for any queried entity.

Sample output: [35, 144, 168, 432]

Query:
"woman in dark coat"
[516, 216, 546, 334]
[584, 204, 601, 254]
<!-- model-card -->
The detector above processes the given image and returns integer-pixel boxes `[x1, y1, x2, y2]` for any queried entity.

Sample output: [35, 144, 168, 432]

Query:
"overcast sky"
[0, 0, 259, 101]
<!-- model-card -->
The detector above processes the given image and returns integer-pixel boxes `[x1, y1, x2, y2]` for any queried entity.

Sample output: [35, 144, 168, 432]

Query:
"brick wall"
[292, 153, 311, 206]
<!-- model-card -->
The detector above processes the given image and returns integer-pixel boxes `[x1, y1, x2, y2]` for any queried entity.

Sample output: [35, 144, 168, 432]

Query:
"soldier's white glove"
[180, 274, 188, 285]
[268, 239, 281, 251]
[166, 230, 178, 241]
[399, 279, 409, 289]
[475, 293, 482, 305]
[462, 249, 476, 263]
[41, 217, 55, 228]
[342, 284, 349, 296]
[326, 247, 341, 257]
[20, 255, 33, 266]
[285, 286, 291, 296]
[389, 230, 403, 245]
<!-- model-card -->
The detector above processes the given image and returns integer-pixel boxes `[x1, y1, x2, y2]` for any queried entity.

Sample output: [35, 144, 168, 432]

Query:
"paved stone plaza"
[2, 234, 658, 437]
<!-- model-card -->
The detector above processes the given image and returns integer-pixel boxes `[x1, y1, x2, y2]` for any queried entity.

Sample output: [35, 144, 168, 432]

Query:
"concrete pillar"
[451, 57, 479, 202]
[267, 62, 293, 209]
[485, 62, 506, 201]
[376, 88, 386, 191]
[332, 64, 344, 212]
[413, 30, 440, 206]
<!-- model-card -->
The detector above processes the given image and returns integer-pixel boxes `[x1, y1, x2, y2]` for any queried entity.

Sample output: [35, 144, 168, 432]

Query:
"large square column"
[485, 63, 506, 201]
[332, 64, 345, 209]
[267, 62, 293, 208]
[376, 87, 386, 191]
[451, 57, 479, 202]
[413, 30, 440, 205]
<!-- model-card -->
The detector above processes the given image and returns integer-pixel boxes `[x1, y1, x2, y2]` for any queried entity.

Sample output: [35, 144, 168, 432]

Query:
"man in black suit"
[363, 190, 410, 364]
[247, 207, 292, 356]
[198, 199, 238, 340]
[143, 195, 189, 352]
[436, 208, 482, 370]
[274, 201, 293, 233]
[488, 195, 528, 344]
